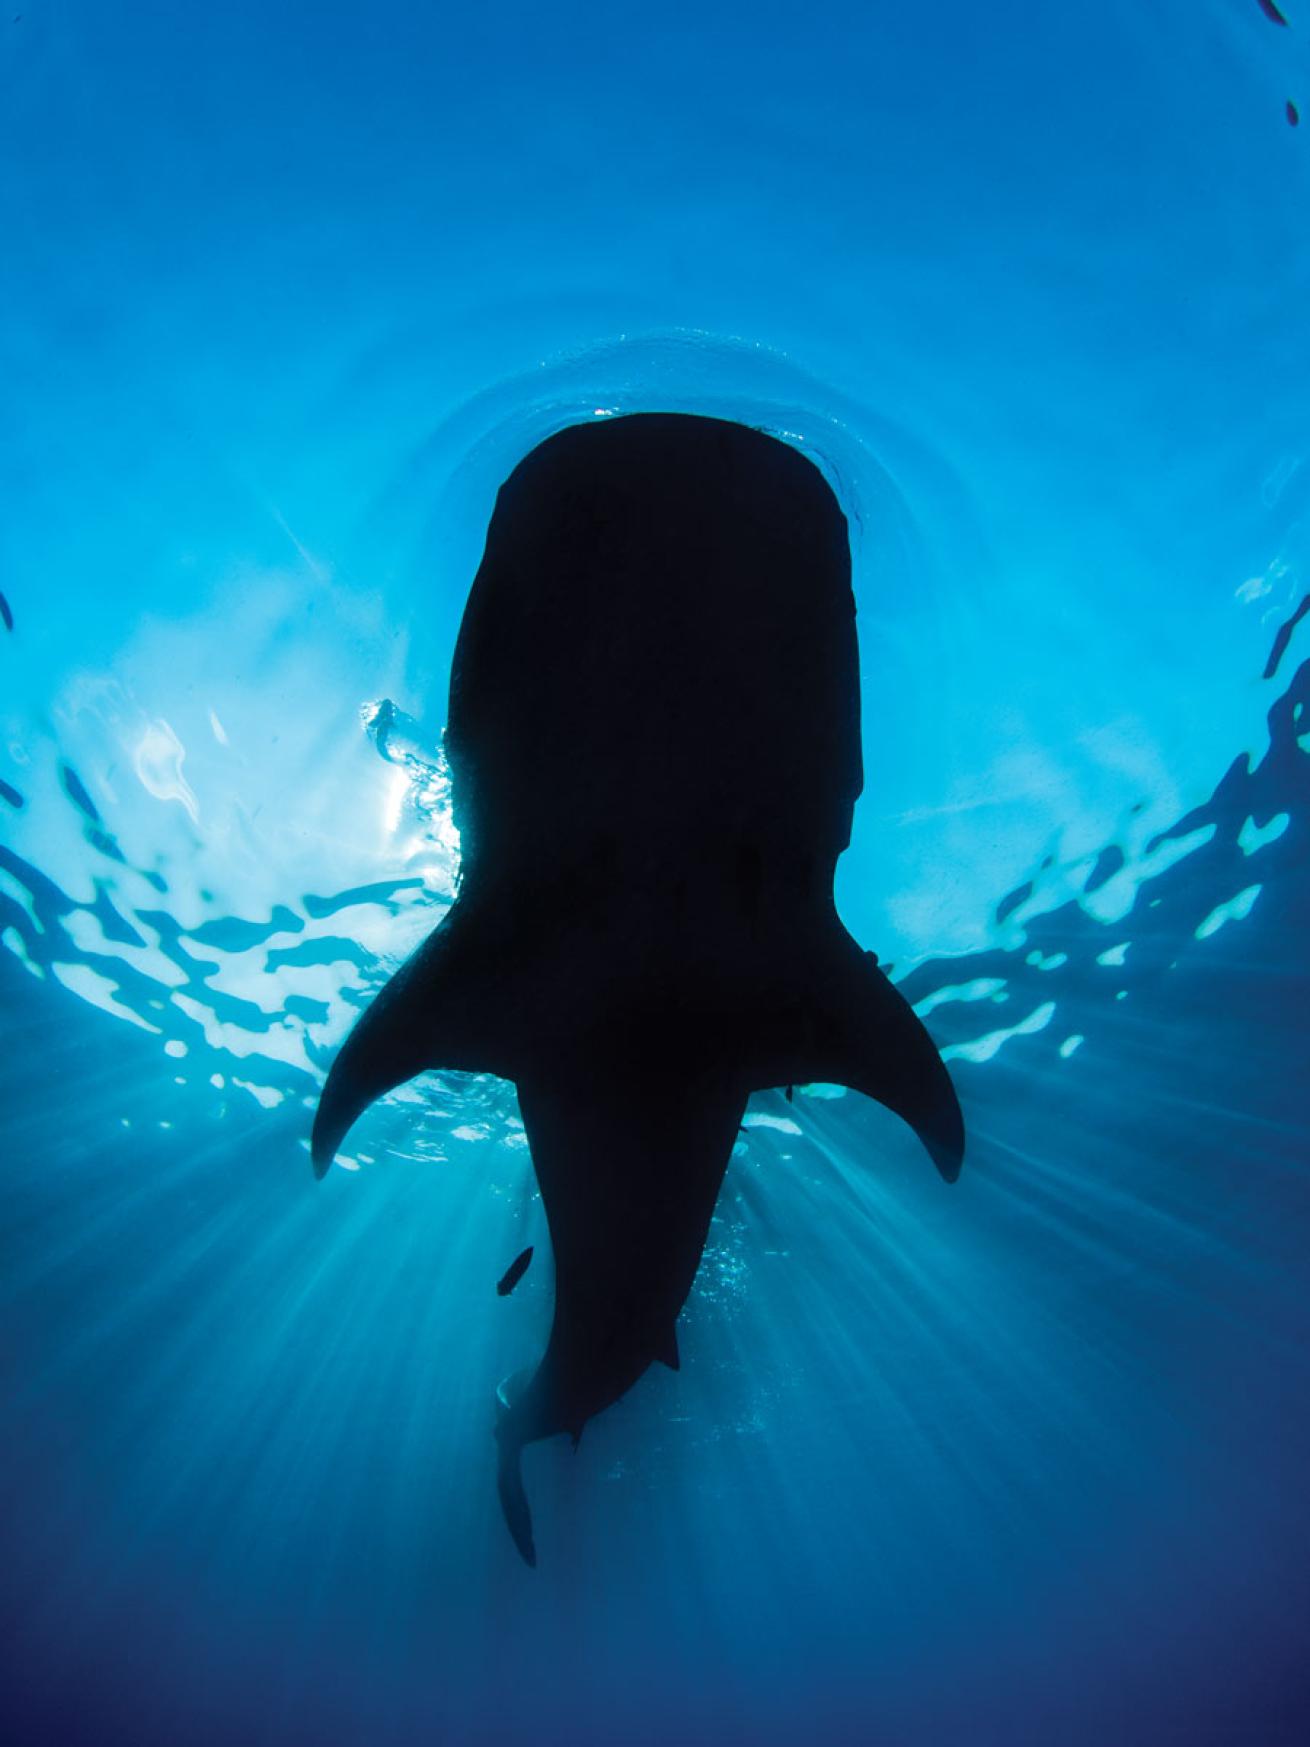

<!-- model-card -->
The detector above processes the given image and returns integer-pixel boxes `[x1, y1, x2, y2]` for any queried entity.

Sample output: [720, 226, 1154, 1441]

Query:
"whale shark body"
[311, 412, 964, 1564]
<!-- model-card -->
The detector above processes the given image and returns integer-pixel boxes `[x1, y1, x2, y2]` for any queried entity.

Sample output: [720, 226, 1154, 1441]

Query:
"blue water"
[3, 3, 1309, 1742]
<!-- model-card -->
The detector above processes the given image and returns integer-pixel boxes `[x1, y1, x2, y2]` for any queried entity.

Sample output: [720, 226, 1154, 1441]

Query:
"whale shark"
[311, 412, 964, 1565]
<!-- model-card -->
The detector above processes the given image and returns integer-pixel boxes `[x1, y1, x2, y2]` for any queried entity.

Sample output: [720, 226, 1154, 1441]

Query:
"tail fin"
[310, 903, 506, 1176]
[494, 1371, 538, 1567]
[494, 1428, 537, 1568]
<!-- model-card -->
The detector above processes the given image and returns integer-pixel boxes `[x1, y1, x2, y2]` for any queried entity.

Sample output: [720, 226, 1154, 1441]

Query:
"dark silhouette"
[1265, 594, 1309, 681]
[497, 1245, 534, 1297]
[995, 880, 1034, 926]
[59, 763, 102, 824]
[311, 413, 964, 1564]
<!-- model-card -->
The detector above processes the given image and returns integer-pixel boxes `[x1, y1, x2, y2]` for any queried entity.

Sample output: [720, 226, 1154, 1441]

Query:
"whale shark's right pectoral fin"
[311, 907, 506, 1177]
[807, 948, 965, 1184]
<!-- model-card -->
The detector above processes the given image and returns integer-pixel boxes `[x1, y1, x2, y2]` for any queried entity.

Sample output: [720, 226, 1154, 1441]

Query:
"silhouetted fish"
[1085, 845, 1125, 895]
[0, 777, 23, 810]
[996, 879, 1033, 925]
[60, 763, 102, 824]
[0, 591, 12, 632]
[1288, 99, 1301, 128]
[497, 1245, 534, 1297]
[1256, 0, 1289, 26]
[312, 413, 965, 1565]
[1264, 594, 1308, 680]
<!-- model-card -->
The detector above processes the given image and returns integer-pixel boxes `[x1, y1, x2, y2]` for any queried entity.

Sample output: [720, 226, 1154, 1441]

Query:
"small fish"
[1256, 0, 1289, 26]
[497, 1246, 534, 1297]
[1264, 594, 1309, 680]
[0, 777, 23, 809]
[0, 591, 12, 632]
[996, 879, 1033, 925]
[1288, 100, 1301, 128]
[60, 763, 103, 824]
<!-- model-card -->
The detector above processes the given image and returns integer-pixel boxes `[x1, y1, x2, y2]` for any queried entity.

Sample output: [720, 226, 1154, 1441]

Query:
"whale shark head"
[312, 413, 964, 1563]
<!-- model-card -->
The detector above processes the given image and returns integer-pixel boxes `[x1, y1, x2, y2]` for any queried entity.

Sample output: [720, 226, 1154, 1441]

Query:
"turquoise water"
[2, 3, 1308, 1742]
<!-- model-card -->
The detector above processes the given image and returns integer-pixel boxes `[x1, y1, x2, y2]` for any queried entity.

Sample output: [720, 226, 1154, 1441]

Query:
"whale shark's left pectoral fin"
[810, 951, 965, 1184]
[311, 907, 504, 1177]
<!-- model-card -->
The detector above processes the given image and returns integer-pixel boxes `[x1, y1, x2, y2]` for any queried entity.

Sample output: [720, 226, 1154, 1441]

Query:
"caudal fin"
[494, 1371, 538, 1567]
[495, 1428, 537, 1568]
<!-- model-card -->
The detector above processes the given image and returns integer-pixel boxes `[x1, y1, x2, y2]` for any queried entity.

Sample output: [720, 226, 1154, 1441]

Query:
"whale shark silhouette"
[311, 412, 964, 1565]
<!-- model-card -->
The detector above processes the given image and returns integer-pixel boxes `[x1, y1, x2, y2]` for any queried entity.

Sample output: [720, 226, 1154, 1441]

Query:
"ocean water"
[2, 3, 1309, 1743]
